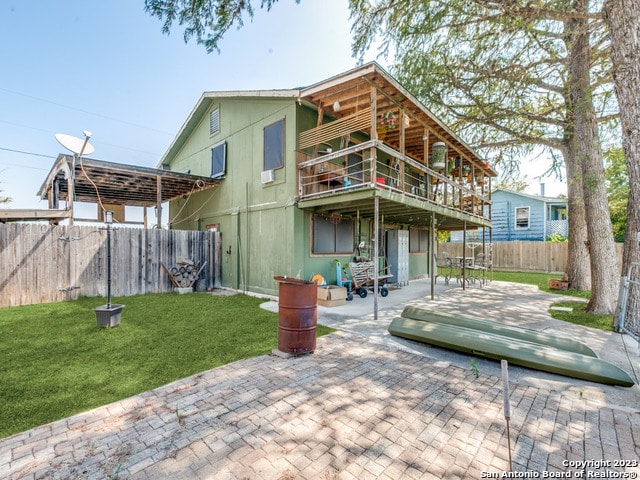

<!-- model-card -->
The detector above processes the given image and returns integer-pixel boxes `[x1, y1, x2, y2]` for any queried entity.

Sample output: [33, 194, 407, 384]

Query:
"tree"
[144, 0, 298, 53]
[493, 179, 529, 193]
[349, 0, 620, 312]
[567, 0, 618, 313]
[603, 0, 640, 325]
[604, 147, 628, 242]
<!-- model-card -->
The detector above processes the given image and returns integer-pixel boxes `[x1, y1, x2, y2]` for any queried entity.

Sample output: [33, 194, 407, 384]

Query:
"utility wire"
[0, 87, 174, 136]
[0, 146, 56, 159]
[0, 120, 164, 158]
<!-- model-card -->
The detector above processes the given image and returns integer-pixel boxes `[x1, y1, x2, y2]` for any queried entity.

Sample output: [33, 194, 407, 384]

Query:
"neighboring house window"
[313, 215, 353, 254]
[409, 228, 428, 253]
[264, 119, 284, 171]
[210, 108, 220, 135]
[211, 141, 226, 178]
[515, 206, 530, 229]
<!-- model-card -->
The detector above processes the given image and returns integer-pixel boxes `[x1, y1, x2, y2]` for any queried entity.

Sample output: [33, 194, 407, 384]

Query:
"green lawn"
[0, 293, 334, 439]
[0, 272, 613, 440]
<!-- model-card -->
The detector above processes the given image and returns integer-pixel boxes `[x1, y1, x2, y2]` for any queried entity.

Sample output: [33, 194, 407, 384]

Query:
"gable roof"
[158, 62, 497, 176]
[299, 62, 495, 174]
[158, 89, 299, 168]
[492, 188, 567, 204]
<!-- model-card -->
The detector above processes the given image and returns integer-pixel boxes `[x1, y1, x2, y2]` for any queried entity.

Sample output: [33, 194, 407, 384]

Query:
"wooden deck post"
[399, 108, 405, 192]
[68, 156, 75, 225]
[373, 195, 379, 320]
[156, 176, 162, 229]
[431, 212, 436, 300]
[370, 85, 377, 185]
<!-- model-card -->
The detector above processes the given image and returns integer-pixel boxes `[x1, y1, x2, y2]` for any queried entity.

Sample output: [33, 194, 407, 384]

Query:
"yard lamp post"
[104, 210, 113, 308]
[93, 209, 124, 327]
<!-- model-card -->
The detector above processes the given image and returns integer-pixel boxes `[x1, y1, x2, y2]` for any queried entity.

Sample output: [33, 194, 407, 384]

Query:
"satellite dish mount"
[53, 130, 95, 225]
[55, 130, 94, 157]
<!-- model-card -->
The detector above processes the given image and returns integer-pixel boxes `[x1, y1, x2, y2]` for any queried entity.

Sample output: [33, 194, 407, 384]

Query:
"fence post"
[614, 276, 629, 332]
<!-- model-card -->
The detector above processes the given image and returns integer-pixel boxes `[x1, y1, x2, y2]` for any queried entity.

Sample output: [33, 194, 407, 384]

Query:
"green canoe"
[388, 317, 635, 387]
[401, 306, 597, 358]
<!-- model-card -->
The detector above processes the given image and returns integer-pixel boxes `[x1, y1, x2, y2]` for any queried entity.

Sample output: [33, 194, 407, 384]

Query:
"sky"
[0, 0, 565, 221]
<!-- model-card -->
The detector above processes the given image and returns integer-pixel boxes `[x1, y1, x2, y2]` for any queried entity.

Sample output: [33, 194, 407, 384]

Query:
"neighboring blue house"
[451, 188, 568, 242]
[489, 188, 568, 241]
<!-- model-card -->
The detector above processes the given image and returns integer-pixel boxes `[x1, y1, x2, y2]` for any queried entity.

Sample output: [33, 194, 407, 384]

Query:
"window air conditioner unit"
[261, 170, 275, 184]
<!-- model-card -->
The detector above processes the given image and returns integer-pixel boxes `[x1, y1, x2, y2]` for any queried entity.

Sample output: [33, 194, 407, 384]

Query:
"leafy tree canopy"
[348, 0, 618, 177]
[493, 178, 529, 192]
[144, 0, 299, 53]
[604, 146, 628, 242]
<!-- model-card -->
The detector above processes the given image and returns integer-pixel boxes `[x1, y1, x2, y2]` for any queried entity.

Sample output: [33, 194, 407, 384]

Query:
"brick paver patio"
[3, 330, 639, 479]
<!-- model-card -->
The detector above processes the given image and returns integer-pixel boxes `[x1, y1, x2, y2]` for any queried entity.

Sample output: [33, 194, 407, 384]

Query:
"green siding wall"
[167, 97, 301, 295]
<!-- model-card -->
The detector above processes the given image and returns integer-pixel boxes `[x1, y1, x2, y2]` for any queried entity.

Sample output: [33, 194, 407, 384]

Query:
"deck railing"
[297, 140, 490, 218]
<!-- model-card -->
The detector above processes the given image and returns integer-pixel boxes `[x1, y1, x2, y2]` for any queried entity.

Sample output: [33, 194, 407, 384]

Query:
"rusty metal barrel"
[274, 276, 317, 354]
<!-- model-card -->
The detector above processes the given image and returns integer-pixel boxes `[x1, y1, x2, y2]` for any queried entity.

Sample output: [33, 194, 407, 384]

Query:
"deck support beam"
[373, 195, 379, 320]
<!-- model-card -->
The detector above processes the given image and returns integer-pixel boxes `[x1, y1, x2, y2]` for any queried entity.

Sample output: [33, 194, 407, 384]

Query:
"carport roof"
[38, 154, 219, 207]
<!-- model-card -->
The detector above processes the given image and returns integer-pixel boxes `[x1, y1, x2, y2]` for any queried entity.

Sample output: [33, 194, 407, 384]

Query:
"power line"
[0, 120, 164, 158]
[0, 146, 55, 159]
[0, 87, 175, 136]
[0, 162, 50, 172]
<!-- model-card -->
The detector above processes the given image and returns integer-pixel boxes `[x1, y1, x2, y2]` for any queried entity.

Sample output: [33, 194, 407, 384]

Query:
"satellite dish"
[55, 132, 94, 156]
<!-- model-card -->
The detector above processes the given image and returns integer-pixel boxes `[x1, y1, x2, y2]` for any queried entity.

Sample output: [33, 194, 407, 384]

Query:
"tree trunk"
[568, 0, 619, 313]
[604, 0, 640, 324]
[563, 143, 591, 291]
[562, 2, 591, 292]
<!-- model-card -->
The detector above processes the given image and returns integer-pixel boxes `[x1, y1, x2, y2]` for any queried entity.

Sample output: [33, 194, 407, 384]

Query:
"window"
[210, 141, 226, 178]
[409, 228, 429, 253]
[210, 108, 220, 135]
[515, 206, 530, 229]
[264, 119, 284, 171]
[312, 215, 354, 254]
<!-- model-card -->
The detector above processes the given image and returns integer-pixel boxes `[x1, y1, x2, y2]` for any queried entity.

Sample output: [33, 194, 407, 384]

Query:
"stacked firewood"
[162, 257, 206, 288]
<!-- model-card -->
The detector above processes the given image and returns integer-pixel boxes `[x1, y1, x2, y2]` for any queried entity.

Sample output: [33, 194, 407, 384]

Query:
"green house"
[159, 63, 496, 296]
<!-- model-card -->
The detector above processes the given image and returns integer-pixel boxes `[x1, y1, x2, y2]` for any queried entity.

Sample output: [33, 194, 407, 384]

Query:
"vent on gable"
[210, 108, 220, 135]
[261, 170, 275, 184]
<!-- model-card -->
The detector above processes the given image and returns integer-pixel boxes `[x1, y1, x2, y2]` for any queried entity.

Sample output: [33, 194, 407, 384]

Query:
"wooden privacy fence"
[0, 224, 221, 308]
[441, 241, 624, 274]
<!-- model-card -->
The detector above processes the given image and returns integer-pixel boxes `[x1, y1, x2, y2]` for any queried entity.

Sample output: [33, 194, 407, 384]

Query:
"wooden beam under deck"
[297, 188, 490, 231]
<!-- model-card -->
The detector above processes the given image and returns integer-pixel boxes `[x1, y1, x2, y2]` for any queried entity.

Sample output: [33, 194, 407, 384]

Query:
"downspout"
[236, 211, 241, 290]
[245, 182, 249, 294]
